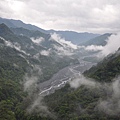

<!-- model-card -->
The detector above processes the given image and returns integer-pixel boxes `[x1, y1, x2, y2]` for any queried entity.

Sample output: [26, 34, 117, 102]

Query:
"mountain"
[80, 33, 112, 46]
[0, 17, 46, 33]
[0, 17, 99, 45]
[44, 48, 120, 120]
[84, 49, 120, 82]
[0, 23, 80, 119]
[1, 18, 119, 120]
[0, 23, 79, 81]
[48, 30, 99, 45]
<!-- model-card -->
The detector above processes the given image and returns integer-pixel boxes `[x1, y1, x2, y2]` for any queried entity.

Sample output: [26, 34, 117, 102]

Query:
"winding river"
[39, 59, 95, 96]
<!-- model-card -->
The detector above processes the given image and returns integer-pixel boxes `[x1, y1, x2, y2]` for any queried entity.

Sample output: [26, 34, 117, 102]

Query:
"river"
[38, 59, 96, 96]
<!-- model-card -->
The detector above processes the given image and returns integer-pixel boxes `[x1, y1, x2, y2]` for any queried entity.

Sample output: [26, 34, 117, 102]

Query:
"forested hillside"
[0, 0, 120, 119]
[0, 23, 79, 120]
[84, 49, 120, 82]
[0, 22, 120, 120]
[44, 49, 120, 120]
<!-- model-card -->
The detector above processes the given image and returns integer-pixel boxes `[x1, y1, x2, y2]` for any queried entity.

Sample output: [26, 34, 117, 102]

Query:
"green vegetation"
[44, 50, 120, 120]
[84, 52, 120, 82]
[1, 23, 120, 120]
[0, 23, 79, 119]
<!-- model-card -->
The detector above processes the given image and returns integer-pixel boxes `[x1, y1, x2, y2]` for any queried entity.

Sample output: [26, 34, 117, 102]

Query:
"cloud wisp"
[100, 33, 120, 57]
[69, 73, 120, 115]
[78, 33, 120, 59]
[85, 45, 104, 51]
[23, 64, 56, 118]
[50, 33, 78, 49]
[31, 37, 45, 44]
[97, 77, 120, 115]
[50, 33, 78, 56]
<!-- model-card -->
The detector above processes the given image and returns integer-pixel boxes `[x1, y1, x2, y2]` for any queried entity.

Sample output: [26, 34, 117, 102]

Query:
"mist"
[69, 72, 120, 115]
[23, 64, 55, 118]
[0, 36, 30, 56]
[23, 65, 42, 92]
[31, 37, 45, 44]
[40, 49, 50, 56]
[78, 33, 120, 59]
[53, 44, 74, 56]
[69, 73, 98, 88]
[85, 45, 103, 51]
[27, 96, 55, 118]
[100, 33, 120, 57]
[49, 33, 78, 56]
[97, 77, 120, 115]
[50, 33, 78, 49]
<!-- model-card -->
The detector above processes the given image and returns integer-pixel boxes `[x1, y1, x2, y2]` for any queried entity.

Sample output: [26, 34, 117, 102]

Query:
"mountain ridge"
[0, 17, 100, 45]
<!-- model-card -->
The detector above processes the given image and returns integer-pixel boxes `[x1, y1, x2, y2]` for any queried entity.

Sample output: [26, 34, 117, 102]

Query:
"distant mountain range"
[1, 17, 120, 120]
[0, 17, 99, 45]
[80, 33, 112, 46]
[0, 17, 46, 33]
[47, 30, 100, 44]
[0, 23, 79, 82]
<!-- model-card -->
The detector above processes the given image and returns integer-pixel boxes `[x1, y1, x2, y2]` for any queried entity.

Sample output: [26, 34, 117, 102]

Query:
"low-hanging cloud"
[0, 36, 30, 56]
[40, 49, 50, 56]
[31, 37, 45, 44]
[85, 45, 104, 51]
[97, 77, 120, 115]
[27, 96, 55, 118]
[81, 33, 120, 58]
[23, 65, 42, 93]
[69, 74, 98, 88]
[69, 72, 120, 115]
[50, 33, 78, 56]
[50, 33, 78, 49]
[100, 33, 120, 57]
[53, 44, 74, 56]
[23, 64, 55, 118]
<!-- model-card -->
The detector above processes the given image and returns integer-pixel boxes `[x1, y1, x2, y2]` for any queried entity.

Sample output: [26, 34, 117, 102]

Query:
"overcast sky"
[0, 0, 120, 33]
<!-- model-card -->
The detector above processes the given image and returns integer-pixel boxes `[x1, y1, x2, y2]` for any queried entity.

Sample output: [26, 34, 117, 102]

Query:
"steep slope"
[0, 23, 80, 119]
[10, 27, 61, 49]
[0, 17, 100, 45]
[0, 23, 79, 82]
[0, 17, 46, 33]
[80, 33, 112, 46]
[10, 27, 49, 39]
[44, 49, 120, 120]
[84, 50, 120, 82]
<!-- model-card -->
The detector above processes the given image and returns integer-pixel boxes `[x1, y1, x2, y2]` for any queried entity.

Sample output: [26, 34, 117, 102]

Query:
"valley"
[39, 57, 95, 96]
[0, 17, 120, 120]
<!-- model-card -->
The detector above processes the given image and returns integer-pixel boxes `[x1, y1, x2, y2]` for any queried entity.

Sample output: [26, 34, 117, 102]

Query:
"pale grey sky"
[0, 0, 120, 33]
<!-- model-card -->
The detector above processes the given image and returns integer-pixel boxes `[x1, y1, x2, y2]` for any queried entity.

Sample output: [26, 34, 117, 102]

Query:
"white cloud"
[69, 74, 120, 115]
[97, 77, 120, 115]
[23, 65, 42, 92]
[0, 36, 30, 55]
[85, 45, 104, 51]
[100, 33, 120, 56]
[1, 0, 120, 33]
[50, 33, 78, 49]
[40, 50, 50, 56]
[53, 45, 73, 56]
[31, 37, 45, 44]
[49, 33, 78, 56]
[69, 73, 98, 88]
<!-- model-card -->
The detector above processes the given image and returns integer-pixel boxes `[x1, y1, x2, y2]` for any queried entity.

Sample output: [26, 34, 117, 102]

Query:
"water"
[39, 59, 95, 96]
